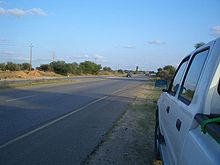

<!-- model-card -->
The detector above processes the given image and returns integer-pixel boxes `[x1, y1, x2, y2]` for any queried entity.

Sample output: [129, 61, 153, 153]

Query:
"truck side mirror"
[162, 89, 168, 92]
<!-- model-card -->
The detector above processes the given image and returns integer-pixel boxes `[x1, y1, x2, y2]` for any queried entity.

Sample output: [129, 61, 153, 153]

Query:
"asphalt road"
[0, 76, 147, 165]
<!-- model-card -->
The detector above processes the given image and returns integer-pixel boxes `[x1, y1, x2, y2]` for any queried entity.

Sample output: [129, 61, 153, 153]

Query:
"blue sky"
[0, 0, 220, 70]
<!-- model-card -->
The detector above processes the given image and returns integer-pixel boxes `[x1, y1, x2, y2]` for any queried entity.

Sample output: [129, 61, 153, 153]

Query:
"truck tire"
[154, 118, 161, 159]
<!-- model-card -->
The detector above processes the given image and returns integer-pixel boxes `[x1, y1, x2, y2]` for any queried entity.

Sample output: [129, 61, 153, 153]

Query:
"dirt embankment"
[0, 70, 124, 80]
[0, 70, 61, 79]
[85, 81, 162, 165]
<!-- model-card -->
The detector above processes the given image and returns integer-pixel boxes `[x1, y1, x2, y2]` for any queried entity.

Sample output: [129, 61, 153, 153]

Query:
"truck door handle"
[176, 119, 181, 131]
[166, 106, 170, 113]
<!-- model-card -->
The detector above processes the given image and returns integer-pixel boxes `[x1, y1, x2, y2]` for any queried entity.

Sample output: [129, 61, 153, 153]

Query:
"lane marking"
[0, 88, 126, 149]
[5, 95, 36, 102]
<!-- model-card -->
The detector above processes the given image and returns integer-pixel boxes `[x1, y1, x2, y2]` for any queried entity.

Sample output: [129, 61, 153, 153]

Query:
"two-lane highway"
[0, 76, 147, 165]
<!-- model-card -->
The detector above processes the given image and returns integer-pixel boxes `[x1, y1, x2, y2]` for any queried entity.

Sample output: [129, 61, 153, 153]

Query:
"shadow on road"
[0, 81, 140, 145]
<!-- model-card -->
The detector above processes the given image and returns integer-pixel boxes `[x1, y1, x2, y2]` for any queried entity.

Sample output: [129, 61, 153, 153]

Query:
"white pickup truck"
[155, 37, 220, 165]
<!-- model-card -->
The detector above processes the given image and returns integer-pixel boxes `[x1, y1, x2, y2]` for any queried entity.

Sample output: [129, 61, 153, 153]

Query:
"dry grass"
[0, 79, 77, 89]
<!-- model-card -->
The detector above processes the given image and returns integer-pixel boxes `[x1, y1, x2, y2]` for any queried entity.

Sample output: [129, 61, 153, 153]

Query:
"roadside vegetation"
[37, 61, 102, 75]
[156, 65, 176, 83]
[0, 61, 103, 76]
[0, 62, 31, 71]
[0, 79, 77, 89]
[0, 61, 127, 80]
[0, 60, 126, 89]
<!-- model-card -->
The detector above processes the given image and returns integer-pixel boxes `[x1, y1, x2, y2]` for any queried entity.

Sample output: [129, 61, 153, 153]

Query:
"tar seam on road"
[0, 87, 127, 150]
[5, 95, 37, 102]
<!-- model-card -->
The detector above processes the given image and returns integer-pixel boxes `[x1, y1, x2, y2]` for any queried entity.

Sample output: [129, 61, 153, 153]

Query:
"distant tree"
[163, 65, 176, 76]
[38, 64, 52, 72]
[157, 65, 176, 81]
[157, 68, 162, 72]
[67, 62, 79, 74]
[5, 62, 20, 71]
[103, 66, 112, 72]
[194, 42, 205, 49]
[21, 63, 31, 70]
[50, 61, 69, 75]
[117, 69, 124, 74]
[79, 61, 101, 74]
[0, 63, 6, 71]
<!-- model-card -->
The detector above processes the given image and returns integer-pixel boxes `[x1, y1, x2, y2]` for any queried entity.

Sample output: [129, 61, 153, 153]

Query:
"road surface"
[0, 76, 147, 165]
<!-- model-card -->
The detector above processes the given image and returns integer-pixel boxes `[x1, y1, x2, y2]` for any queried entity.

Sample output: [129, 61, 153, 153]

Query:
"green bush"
[38, 64, 52, 72]
[5, 62, 20, 71]
[0, 63, 6, 71]
[50, 61, 69, 75]
[157, 65, 176, 81]
[79, 61, 101, 75]
[1, 60, 103, 76]
[103, 66, 112, 72]
[21, 63, 31, 70]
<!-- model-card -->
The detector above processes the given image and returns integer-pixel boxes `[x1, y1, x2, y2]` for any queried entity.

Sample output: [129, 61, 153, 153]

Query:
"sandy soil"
[0, 70, 61, 79]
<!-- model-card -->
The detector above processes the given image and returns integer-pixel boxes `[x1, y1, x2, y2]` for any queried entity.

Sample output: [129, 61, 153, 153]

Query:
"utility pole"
[29, 43, 33, 71]
[52, 51, 56, 61]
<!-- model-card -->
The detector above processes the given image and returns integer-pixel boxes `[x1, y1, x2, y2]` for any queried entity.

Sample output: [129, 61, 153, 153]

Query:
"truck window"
[169, 57, 189, 95]
[178, 49, 209, 105]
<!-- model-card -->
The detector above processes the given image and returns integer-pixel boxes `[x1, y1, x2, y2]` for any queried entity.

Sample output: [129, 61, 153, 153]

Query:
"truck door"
[168, 48, 210, 164]
[161, 57, 189, 164]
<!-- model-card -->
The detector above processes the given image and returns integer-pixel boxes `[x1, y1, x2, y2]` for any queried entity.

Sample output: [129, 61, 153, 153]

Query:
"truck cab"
[155, 37, 220, 165]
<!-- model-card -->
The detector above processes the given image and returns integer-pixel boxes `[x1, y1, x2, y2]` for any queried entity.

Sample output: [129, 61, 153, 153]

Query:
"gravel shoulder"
[85, 81, 162, 165]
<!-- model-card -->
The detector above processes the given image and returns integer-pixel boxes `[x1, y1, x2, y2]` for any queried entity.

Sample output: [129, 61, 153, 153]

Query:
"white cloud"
[0, 38, 16, 46]
[74, 54, 90, 59]
[0, 50, 29, 61]
[28, 8, 47, 16]
[1, 50, 17, 55]
[0, 7, 5, 15]
[123, 45, 136, 49]
[210, 26, 220, 37]
[33, 57, 51, 62]
[82, 54, 90, 58]
[74, 54, 105, 62]
[0, 7, 47, 17]
[7, 8, 26, 16]
[92, 54, 104, 60]
[147, 40, 166, 45]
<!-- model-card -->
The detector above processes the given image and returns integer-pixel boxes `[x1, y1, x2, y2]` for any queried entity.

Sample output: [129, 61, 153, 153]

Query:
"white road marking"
[0, 88, 126, 149]
[5, 95, 37, 102]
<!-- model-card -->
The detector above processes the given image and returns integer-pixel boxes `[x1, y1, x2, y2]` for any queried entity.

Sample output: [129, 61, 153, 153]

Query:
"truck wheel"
[154, 118, 161, 159]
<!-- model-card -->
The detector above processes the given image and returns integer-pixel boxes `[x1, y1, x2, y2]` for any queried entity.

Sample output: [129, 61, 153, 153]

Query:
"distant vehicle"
[126, 72, 132, 77]
[155, 37, 220, 165]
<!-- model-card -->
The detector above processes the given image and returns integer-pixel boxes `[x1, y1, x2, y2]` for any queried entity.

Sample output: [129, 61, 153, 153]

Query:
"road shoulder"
[85, 81, 162, 165]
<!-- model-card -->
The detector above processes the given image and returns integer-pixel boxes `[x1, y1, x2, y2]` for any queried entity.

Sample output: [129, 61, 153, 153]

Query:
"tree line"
[0, 62, 31, 71]
[0, 61, 176, 78]
[0, 61, 109, 75]
[37, 61, 103, 75]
